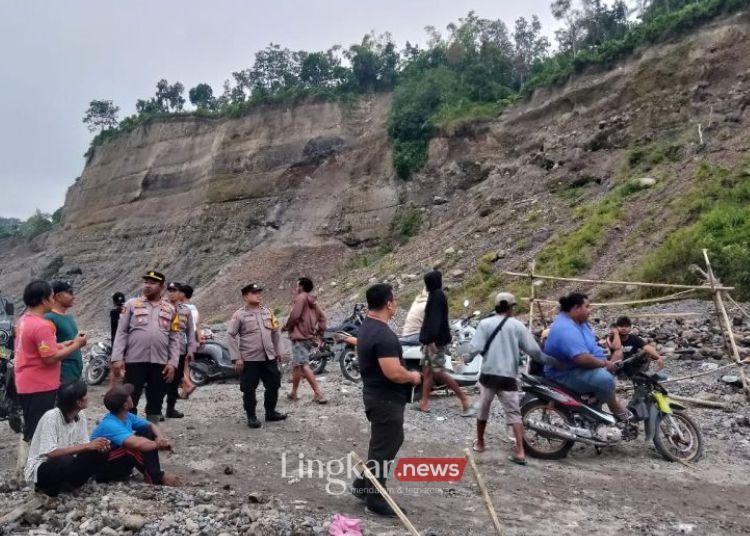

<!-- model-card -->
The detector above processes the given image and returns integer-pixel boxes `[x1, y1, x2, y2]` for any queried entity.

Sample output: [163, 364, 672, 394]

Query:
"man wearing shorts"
[468, 292, 557, 463]
[283, 278, 327, 404]
[418, 270, 472, 415]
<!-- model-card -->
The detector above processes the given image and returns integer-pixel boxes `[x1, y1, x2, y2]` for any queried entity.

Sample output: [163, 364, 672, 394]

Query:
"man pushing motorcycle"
[543, 292, 631, 422]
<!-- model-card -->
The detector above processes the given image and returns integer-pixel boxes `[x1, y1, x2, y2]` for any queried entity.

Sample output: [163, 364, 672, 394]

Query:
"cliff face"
[2, 11, 750, 325]
[0, 96, 399, 323]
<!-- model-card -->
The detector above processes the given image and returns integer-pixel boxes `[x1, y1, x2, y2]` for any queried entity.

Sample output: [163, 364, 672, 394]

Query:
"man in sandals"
[468, 292, 558, 464]
[283, 278, 327, 404]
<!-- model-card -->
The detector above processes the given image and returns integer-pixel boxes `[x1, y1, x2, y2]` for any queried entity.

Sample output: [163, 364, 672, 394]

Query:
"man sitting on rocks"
[91, 384, 179, 486]
[25, 380, 111, 496]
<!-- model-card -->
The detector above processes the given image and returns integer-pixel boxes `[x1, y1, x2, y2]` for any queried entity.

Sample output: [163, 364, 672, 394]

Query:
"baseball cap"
[241, 283, 264, 295]
[103, 383, 134, 412]
[51, 280, 73, 294]
[495, 292, 517, 306]
[143, 270, 165, 283]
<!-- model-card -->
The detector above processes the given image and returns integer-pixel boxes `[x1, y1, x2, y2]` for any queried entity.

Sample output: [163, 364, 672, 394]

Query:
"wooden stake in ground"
[702, 249, 750, 401]
[463, 448, 504, 536]
[503, 270, 733, 292]
[349, 452, 420, 536]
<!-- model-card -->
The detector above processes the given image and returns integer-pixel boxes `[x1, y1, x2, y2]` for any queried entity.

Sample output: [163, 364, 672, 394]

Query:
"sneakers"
[166, 408, 184, 419]
[247, 416, 261, 429]
[266, 411, 288, 422]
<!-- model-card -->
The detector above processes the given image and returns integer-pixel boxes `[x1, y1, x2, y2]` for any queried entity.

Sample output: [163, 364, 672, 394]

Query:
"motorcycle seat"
[527, 374, 596, 400]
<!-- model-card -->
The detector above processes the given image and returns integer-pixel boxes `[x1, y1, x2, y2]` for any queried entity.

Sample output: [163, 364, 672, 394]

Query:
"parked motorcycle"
[84, 341, 112, 385]
[520, 354, 704, 462]
[0, 342, 23, 434]
[189, 330, 238, 386]
[309, 303, 365, 380]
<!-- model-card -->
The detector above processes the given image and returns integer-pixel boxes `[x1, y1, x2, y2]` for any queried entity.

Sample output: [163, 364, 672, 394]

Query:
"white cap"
[495, 292, 517, 306]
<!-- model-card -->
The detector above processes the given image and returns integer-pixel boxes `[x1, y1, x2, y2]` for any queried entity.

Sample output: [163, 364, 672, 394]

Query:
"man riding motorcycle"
[543, 292, 631, 421]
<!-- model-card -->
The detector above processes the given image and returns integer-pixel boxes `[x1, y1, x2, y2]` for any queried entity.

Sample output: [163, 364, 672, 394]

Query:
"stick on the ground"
[0, 497, 43, 525]
[726, 294, 750, 320]
[349, 452, 420, 536]
[463, 448, 504, 536]
[669, 395, 730, 409]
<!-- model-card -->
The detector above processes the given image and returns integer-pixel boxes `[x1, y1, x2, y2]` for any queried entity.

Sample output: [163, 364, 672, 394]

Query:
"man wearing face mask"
[110, 271, 180, 424]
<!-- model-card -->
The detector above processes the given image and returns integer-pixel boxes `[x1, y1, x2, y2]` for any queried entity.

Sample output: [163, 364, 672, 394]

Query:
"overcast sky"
[0, 0, 559, 220]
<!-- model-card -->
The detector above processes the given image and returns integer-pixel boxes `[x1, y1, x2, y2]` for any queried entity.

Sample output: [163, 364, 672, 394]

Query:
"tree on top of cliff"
[136, 79, 186, 114]
[189, 83, 216, 110]
[82, 99, 119, 133]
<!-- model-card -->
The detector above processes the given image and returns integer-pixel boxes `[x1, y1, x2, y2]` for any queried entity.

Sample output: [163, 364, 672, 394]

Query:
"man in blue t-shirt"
[543, 293, 630, 421]
[91, 384, 178, 486]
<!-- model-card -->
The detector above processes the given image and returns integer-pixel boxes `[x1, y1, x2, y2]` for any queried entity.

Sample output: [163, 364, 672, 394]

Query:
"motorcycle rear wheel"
[308, 350, 328, 375]
[84, 359, 108, 386]
[521, 399, 575, 460]
[339, 347, 361, 382]
[653, 411, 703, 463]
[189, 365, 209, 387]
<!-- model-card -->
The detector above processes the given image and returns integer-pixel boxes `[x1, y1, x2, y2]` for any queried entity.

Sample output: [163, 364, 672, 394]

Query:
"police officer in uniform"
[164, 282, 197, 418]
[227, 283, 287, 428]
[111, 271, 180, 423]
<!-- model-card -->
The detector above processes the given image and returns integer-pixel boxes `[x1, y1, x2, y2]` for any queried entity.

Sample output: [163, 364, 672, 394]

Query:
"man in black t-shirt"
[607, 316, 665, 371]
[352, 283, 421, 518]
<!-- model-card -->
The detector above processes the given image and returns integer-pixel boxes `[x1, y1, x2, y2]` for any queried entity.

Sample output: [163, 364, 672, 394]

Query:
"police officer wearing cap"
[227, 283, 287, 428]
[111, 271, 181, 423]
[164, 282, 197, 418]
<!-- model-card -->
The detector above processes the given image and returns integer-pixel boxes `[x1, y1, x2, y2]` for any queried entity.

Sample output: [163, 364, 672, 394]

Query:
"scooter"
[84, 341, 111, 385]
[0, 340, 23, 434]
[189, 330, 238, 386]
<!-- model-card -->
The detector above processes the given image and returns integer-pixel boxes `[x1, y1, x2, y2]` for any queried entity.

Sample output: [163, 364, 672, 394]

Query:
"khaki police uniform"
[164, 302, 197, 412]
[111, 297, 181, 419]
[227, 305, 282, 419]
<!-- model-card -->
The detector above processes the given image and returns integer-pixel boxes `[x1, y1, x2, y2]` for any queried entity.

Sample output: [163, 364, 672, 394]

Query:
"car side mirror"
[4, 302, 13, 316]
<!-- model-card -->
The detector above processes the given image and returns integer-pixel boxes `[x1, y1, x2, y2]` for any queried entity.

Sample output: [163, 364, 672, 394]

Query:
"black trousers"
[19, 390, 57, 442]
[165, 354, 187, 409]
[95, 429, 164, 485]
[240, 359, 281, 418]
[362, 395, 405, 486]
[35, 450, 106, 496]
[125, 363, 166, 417]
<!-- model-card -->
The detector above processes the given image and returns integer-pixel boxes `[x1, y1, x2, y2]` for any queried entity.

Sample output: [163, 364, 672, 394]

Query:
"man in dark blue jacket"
[418, 270, 473, 415]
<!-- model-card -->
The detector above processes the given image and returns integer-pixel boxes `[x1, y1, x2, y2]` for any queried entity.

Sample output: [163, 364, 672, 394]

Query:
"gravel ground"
[1, 301, 750, 535]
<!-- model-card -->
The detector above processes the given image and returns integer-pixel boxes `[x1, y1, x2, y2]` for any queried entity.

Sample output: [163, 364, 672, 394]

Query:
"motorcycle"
[84, 341, 112, 385]
[0, 343, 23, 434]
[520, 354, 704, 462]
[311, 303, 366, 381]
[189, 329, 238, 386]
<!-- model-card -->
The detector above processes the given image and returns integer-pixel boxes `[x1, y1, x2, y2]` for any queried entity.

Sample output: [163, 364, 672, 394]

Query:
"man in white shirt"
[25, 380, 110, 496]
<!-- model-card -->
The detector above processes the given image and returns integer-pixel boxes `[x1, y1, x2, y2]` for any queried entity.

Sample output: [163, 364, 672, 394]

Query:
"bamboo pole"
[726, 294, 750, 320]
[349, 452, 420, 536]
[669, 394, 730, 410]
[463, 448, 504, 536]
[504, 271, 732, 292]
[528, 261, 536, 334]
[702, 250, 750, 400]
[0, 497, 43, 525]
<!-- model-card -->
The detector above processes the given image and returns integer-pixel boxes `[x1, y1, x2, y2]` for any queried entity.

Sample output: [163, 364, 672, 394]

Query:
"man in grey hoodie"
[468, 292, 558, 464]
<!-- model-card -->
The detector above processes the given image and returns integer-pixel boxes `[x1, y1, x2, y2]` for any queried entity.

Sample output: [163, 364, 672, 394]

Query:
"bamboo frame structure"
[503, 270, 733, 292]
[701, 250, 750, 400]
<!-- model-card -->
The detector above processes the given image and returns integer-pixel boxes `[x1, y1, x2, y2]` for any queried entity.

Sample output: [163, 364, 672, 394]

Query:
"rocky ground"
[1, 301, 750, 535]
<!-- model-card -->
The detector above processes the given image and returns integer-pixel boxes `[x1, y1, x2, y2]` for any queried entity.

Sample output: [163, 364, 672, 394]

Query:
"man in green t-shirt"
[45, 281, 84, 384]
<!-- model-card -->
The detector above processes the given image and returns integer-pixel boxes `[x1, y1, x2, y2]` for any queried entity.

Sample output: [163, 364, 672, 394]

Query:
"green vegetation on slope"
[637, 160, 750, 299]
